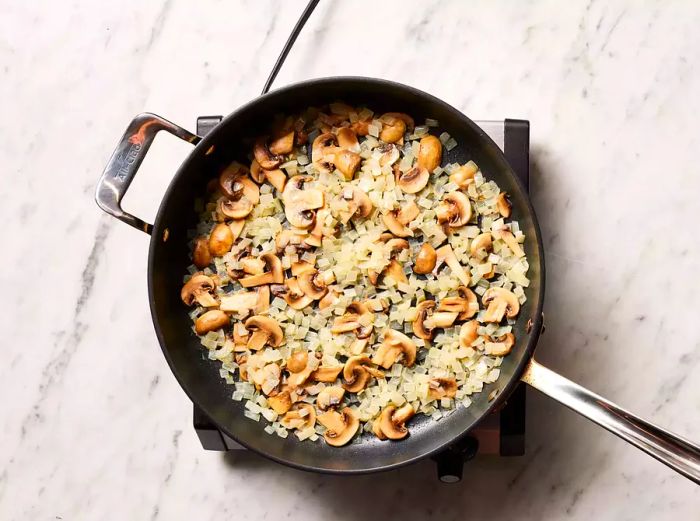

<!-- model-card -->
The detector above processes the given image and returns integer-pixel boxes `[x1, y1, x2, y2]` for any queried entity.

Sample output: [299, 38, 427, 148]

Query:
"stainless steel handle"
[95, 113, 200, 234]
[521, 359, 700, 484]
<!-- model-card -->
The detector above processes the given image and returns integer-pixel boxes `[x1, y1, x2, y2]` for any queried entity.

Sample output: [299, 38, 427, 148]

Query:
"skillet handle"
[95, 113, 200, 235]
[521, 359, 700, 484]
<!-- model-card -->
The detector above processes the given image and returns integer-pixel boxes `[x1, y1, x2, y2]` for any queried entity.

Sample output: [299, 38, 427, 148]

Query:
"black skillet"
[95, 76, 699, 482]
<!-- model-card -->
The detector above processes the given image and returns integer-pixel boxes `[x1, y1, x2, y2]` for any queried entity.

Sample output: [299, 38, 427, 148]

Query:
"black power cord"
[260, 0, 321, 95]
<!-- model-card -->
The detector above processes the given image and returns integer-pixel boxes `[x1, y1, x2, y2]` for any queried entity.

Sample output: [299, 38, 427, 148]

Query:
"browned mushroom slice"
[239, 253, 284, 287]
[208, 223, 234, 257]
[319, 407, 359, 447]
[372, 329, 417, 368]
[195, 310, 229, 335]
[255, 285, 270, 314]
[240, 257, 266, 275]
[253, 136, 282, 170]
[434, 245, 471, 286]
[244, 315, 284, 351]
[423, 311, 458, 330]
[286, 350, 309, 373]
[264, 168, 287, 192]
[492, 228, 525, 258]
[383, 209, 414, 238]
[219, 290, 258, 313]
[249, 158, 266, 184]
[311, 365, 343, 383]
[396, 166, 429, 194]
[379, 113, 409, 143]
[336, 127, 360, 152]
[311, 132, 339, 174]
[437, 286, 478, 319]
[413, 300, 436, 340]
[377, 404, 415, 440]
[470, 232, 493, 259]
[417, 135, 442, 173]
[334, 150, 362, 181]
[269, 130, 295, 155]
[318, 287, 339, 310]
[414, 243, 437, 274]
[298, 269, 329, 300]
[382, 259, 408, 286]
[459, 320, 479, 348]
[496, 192, 511, 218]
[331, 301, 374, 338]
[181, 274, 218, 308]
[267, 390, 292, 415]
[341, 356, 373, 393]
[283, 277, 314, 310]
[316, 386, 345, 411]
[339, 187, 373, 223]
[218, 163, 249, 196]
[435, 191, 472, 228]
[192, 237, 212, 269]
[229, 219, 245, 241]
[282, 175, 325, 229]
[487, 332, 515, 356]
[428, 378, 457, 399]
[450, 161, 478, 188]
[482, 287, 520, 323]
[281, 403, 316, 430]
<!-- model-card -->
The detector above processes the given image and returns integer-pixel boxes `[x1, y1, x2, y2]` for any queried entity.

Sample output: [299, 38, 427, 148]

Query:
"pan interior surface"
[148, 77, 544, 473]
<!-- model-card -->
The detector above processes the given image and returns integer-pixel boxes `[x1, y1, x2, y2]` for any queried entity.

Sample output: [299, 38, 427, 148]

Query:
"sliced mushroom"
[249, 158, 266, 184]
[290, 261, 315, 277]
[459, 320, 479, 348]
[383, 210, 413, 238]
[487, 332, 515, 356]
[251, 362, 281, 396]
[282, 175, 325, 229]
[377, 404, 415, 440]
[379, 113, 408, 143]
[218, 163, 249, 196]
[283, 277, 314, 310]
[192, 237, 211, 269]
[264, 168, 287, 192]
[450, 161, 478, 188]
[492, 228, 525, 258]
[219, 197, 252, 220]
[334, 149, 362, 181]
[319, 407, 359, 447]
[339, 187, 373, 223]
[434, 245, 471, 286]
[269, 130, 295, 155]
[396, 166, 429, 194]
[311, 365, 343, 383]
[470, 232, 493, 259]
[372, 329, 417, 368]
[438, 286, 478, 320]
[276, 229, 302, 252]
[383, 259, 408, 286]
[286, 364, 315, 389]
[240, 257, 265, 275]
[435, 191, 472, 229]
[208, 223, 234, 256]
[397, 201, 420, 225]
[414, 243, 437, 274]
[281, 403, 316, 430]
[219, 290, 258, 313]
[317, 386, 345, 410]
[351, 118, 371, 136]
[311, 132, 339, 173]
[233, 322, 249, 350]
[256, 286, 271, 314]
[331, 301, 374, 338]
[423, 311, 458, 330]
[336, 127, 360, 152]
[229, 219, 245, 241]
[267, 390, 292, 415]
[417, 135, 442, 173]
[341, 355, 378, 393]
[482, 287, 520, 323]
[244, 315, 284, 350]
[239, 253, 284, 287]
[318, 287, 339, 310]
[286, 350, 308, 373]
[253, 136, 282, 170]
[181, 274, 218, 307]
[413, 300, 436, 340]
[428, 377, 457, 399]
[195, 310, 229, 335]
[496, 192, 511, 218]
[298, 269, 329, 300]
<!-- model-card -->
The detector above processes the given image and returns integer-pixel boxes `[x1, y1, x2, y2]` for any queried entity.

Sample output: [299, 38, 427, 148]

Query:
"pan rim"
[147, 75, 546, 474]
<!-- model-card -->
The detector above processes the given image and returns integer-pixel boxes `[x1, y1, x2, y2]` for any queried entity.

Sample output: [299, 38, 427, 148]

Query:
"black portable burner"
[192, 117, 531, 483]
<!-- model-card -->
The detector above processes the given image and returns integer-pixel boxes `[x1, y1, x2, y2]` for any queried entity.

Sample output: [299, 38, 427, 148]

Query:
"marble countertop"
[2, 0, 699, 518]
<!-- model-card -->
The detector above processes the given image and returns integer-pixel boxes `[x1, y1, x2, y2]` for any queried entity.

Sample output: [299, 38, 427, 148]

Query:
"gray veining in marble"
[1, 0, 699, 519]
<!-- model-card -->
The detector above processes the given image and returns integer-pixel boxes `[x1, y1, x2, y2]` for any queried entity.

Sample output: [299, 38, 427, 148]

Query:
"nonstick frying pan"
[96, 77, 700, 483]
